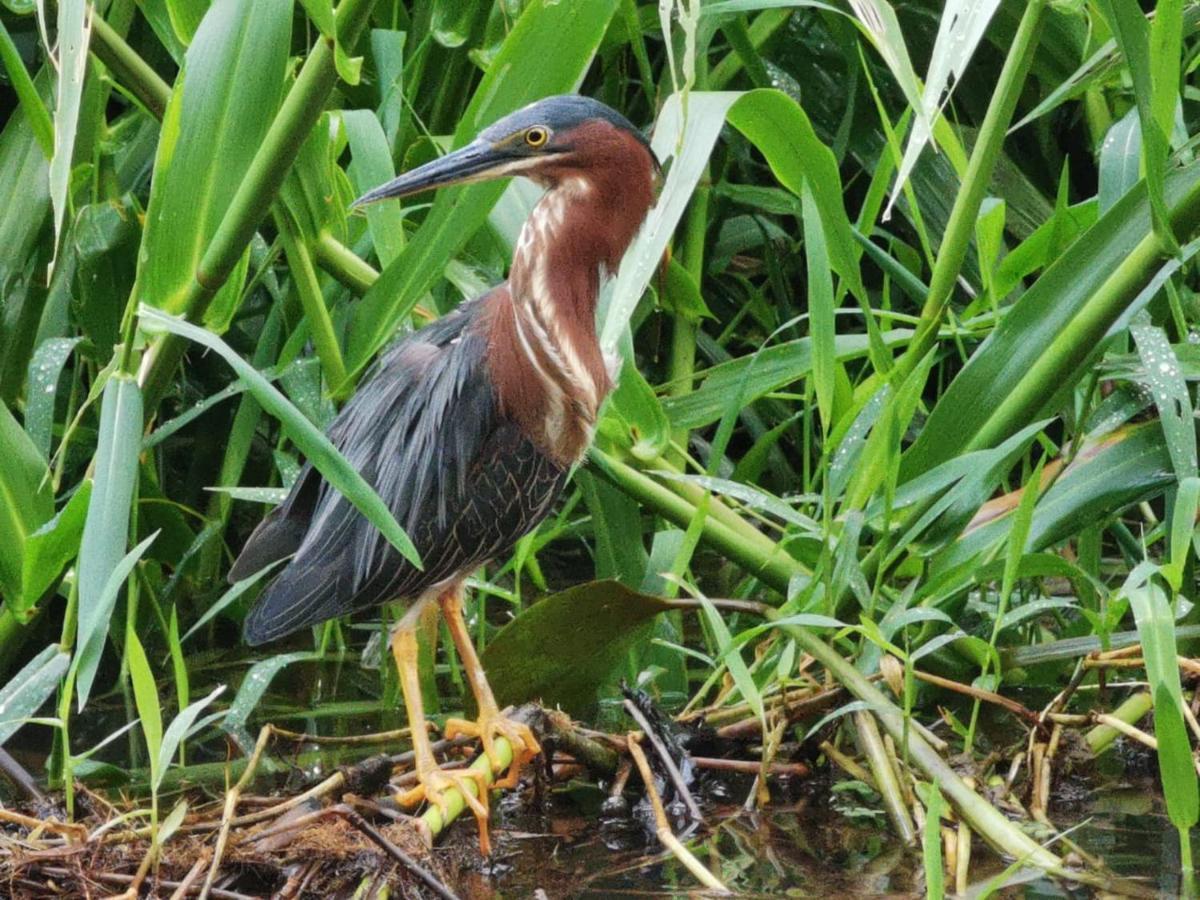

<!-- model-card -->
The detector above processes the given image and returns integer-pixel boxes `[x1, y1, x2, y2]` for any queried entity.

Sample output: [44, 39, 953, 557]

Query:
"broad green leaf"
[20, 479, 92, 620]
[134, 0, 292, 325]
[223, 651, 320, 751]
[48, 0, 89, 250]
[0, 644, 70, 746]
[0, 70, 51, 280]
[74, 532, 159, 714]
[1098, 109, 1141, 215]
[1124, 569, 1198, 830]
[1095, 0, 1178, 253]
[481, 580, 673, 717]
[369, 28, 404, 146]
[903, 162, 1200, 480]
[576, 473, 651, 589]
[725, 89, 865, 302]
[0, 402, 53, 609]
[165, 0, 210, 44]
[945, 423, 1173, 569]
[126, 628, 163, 787]
[663, 330, 911, 430]
[157, 685, 224, 790]
[698, 593, 764, 724]
[1131, 322, 1196, 482]
[140, 306, 421, 568]
[604, 352, 671, 461]
[802, 180, 835, 429]
[343, 110, 404, 267]
[344, 0, 618, 379]
[24, 336, 81, 460]
[75, 375, 144, 707]
[1164, 477, 1200, 591]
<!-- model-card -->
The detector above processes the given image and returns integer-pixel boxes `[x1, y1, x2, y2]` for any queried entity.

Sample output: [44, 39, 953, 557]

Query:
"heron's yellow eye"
[524, 127, 549, 148]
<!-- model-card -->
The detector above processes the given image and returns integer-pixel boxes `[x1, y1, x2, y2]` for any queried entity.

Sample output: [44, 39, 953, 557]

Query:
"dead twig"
[622, 698, 702, 825]
[199, 724, 275, 900]
[627, 735, 729, 894]
[32, 865, 260, 900]
[340, 804, 460, 900]
[690, 757, 809, 777]
[0, 750, 43, 802]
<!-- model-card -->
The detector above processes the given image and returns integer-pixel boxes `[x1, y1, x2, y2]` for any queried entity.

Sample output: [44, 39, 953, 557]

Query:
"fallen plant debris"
[0, 639, 1193, 897]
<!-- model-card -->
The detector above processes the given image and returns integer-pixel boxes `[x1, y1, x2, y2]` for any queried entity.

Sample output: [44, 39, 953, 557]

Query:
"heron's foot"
[444, 707, 541, 790]
[397, 765, 494, 855]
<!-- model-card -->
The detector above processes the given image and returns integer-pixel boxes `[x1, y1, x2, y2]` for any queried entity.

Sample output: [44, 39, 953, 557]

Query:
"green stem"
[720, 15, 773, 89]
[589, 447, 806, 592]
[667, 185, 709, 458]
[619, 0, 657, 108]
[420, 736, 513, 839]
[891, 0, 1047, 384]
[854, 709, 916, 845]
[773, 614, 1063, 873]
[0, 17, 54, 157]
[90, 14, 170, 116]
[275, 212, 347, 387]
[1085, 691, 1153, 754]
[136, 0, 378, 412]
[314, 231, 379, 294]
[709, 9, 790, 89]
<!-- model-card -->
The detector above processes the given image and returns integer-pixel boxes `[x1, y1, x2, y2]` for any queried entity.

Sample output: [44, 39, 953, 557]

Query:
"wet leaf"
[75, 375, 143, 708]
[0, 644, 70, 746]
[20, 479, 92, 620]
[482, 581, 673, 717]
[134, 0, 291, 325]
[0, 402, 53, 610]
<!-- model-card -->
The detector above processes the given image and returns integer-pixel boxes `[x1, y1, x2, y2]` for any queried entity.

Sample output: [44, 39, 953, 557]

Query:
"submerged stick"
[622, 698, 703, 825]
[340, 807, 460, 900]
[200, 726, 275, 900]
[855, 710, 916, 846]
[627, 735, 729, 894]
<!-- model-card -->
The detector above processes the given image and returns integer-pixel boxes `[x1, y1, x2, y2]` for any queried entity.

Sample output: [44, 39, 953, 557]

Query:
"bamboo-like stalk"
[855, 710, 916, 845]
[90, 15, 169, 118]
[589, 447, 806, 591]
[418, 737, 513, 841]
[1085, 691, 1153, 754]
[891, 0, 1047, 383]
[275, 211, 348, 387]
[136, 0, 378, 411]
[314, 231, 379, 294]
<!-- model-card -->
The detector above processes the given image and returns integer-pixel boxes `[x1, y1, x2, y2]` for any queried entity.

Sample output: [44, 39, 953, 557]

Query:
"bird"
[229, 95, 659, 853]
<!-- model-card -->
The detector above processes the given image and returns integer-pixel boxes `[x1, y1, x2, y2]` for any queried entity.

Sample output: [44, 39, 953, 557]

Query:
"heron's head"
[352, 95, 659, 207]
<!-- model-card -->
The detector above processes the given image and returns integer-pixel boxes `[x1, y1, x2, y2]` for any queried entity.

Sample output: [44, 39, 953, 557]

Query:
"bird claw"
[444, 709, 542, 790]
[398, 766, 495, 855]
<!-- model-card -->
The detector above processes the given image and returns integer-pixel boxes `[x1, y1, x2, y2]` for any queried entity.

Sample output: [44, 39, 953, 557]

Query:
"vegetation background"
[0, 0, 1199, 894]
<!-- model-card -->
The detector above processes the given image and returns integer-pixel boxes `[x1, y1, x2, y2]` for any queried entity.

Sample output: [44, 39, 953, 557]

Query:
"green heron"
[230, 95, 658, 851]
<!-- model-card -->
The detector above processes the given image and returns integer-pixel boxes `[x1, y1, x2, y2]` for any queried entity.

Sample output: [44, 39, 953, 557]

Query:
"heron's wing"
[241, 300, 501, 644]
[226, 466, 320, 583]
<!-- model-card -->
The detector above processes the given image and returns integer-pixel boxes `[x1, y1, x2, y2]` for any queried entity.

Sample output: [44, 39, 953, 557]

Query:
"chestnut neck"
[485, 138, 655, 466]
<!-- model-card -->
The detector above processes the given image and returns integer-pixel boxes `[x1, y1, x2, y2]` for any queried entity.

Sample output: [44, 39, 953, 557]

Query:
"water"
[5, 657, 1190, 896]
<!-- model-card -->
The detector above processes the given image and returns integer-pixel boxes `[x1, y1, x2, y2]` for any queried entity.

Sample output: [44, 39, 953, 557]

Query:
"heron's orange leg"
[390, 624, 493, 853]
[440, 586, 542, 791]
